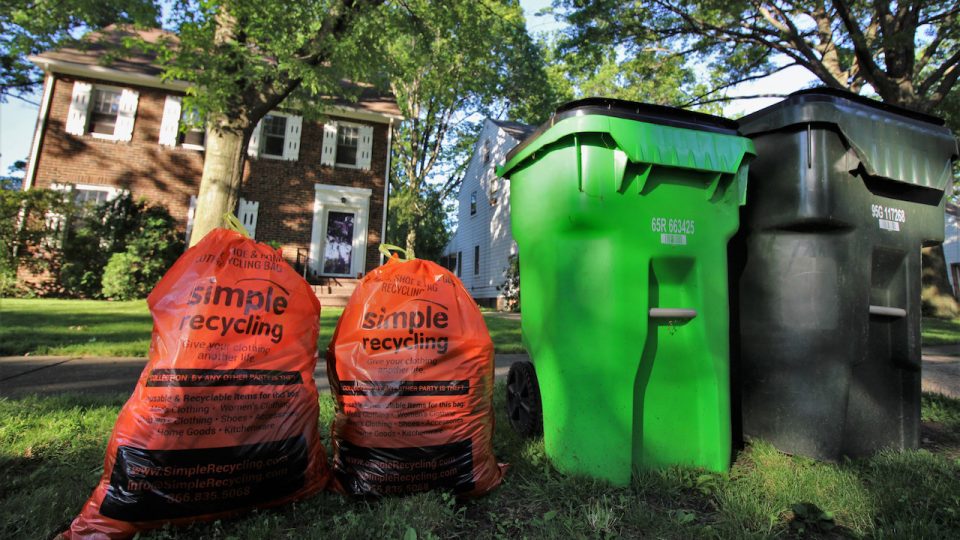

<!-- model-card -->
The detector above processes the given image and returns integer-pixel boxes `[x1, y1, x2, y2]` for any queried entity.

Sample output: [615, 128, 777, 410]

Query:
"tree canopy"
[1, 0, 158, 101]
[351, 0, 555, 257]
[552, 0, 960, 112]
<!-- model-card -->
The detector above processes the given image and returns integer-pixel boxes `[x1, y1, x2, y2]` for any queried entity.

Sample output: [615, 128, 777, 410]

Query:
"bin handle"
[649, 308, 697, 320]
[869, 305, 906, 318]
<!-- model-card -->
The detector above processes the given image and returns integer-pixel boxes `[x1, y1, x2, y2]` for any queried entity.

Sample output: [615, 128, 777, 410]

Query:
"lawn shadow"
[0, 393, 127, 539]
[0, 306, 153, 356]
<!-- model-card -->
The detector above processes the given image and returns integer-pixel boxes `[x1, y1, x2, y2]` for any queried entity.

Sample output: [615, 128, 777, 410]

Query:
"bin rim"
[738, 87, 946, 133]
[500, 97, 740, 177]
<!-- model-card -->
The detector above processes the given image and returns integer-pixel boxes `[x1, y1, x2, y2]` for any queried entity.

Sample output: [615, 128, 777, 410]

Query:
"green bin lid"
[500, 98, 750, 179]
[505, 98, 738, 164]
[738, 88, 958, 192]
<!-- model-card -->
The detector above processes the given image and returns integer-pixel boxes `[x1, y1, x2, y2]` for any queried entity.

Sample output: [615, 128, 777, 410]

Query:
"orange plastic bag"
[66, 228, 328, 539]
[327, 249, 505, 497]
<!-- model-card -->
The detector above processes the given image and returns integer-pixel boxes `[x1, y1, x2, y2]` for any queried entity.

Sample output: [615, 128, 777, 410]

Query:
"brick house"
[22, 26, 402, 303]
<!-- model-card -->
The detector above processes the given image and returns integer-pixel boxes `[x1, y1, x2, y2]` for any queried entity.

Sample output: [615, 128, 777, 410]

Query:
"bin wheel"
[506, 361, 543, 437]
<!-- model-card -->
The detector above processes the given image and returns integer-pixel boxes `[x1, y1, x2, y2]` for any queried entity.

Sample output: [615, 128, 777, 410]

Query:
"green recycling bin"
[733, 89, 959, 460]
[498, 98, 755, 484]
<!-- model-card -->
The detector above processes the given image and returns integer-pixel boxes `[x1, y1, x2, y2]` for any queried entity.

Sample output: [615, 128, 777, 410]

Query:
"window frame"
[470, 191, 477, 216]
[474, 245, 480, 276]
[88, 85, 124, 140]
[179, 106, 206, 151]
[335, 124, 361, 168]
[260, 113, 288, 159]
[332, 121, 366, 169]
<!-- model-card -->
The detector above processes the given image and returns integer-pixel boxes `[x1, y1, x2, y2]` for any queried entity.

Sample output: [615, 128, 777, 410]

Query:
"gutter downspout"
[24, 72, 55, 190]
[380, 117, 393, 264]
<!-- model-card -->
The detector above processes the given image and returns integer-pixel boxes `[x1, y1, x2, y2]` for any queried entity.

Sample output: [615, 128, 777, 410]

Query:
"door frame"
[309, 184, 371, 277]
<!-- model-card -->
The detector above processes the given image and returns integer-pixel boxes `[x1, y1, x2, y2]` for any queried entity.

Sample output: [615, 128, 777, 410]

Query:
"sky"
[0, 0, 818, 178]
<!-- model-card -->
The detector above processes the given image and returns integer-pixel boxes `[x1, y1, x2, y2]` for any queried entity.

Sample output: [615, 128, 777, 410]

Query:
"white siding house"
[945, 202, 960, 296]
[444, 118, 534, 308]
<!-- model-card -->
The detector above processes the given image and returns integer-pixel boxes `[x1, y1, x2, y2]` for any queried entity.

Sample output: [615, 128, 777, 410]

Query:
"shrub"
[101, 205, 184, 300]
[101, 252, 143, 300]
[59, 193, 142, 297]
[0, 186, 69, 296]
[498, 253, 520, 312]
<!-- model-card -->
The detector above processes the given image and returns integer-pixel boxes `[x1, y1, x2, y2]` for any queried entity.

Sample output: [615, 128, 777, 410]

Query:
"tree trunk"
[189, 120, 249, 245]
[921, 244, 959, 318]
[405, 226, 417, 259]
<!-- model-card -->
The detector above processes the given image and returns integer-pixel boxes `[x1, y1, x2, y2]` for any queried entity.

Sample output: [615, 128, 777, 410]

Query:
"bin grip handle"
[869, 305, 906, 318]
[649, 308, 697, 320]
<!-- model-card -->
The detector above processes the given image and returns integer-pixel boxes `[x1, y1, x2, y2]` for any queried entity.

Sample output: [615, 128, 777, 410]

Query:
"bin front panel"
[506, 114, 754, 484]
[736, 93, 954, 460]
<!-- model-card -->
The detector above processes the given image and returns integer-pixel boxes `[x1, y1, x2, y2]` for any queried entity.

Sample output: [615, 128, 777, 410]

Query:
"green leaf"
[403, 526, 417, 540]
[543, 510, 558, 522]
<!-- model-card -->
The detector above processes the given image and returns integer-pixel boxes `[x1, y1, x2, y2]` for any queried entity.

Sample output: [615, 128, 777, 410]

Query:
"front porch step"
[312, 278, 360, 309]
[316, 294, 353, 308]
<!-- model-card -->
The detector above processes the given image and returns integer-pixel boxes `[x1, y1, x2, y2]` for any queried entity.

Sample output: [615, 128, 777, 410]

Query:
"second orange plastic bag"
[327, 251, 505, 497]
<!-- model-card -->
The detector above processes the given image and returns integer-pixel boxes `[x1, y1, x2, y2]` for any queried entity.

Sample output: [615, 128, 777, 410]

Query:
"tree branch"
[833, 0, 888, 96]
[694, 92, 791, 107]
[919, 48, 960, 98]
[678, 61, 798, 108]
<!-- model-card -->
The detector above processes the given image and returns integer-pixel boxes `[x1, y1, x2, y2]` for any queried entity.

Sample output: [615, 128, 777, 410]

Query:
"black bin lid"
[737, 88, 958, 191]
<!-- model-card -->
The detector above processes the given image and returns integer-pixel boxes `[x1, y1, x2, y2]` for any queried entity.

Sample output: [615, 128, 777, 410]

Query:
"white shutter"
[283, 115, 303, 161]
[320, 121, 338, 166]
[185, 195, 197, 243]
[238, 198, 259, 239]
[46, 183, 72, 236]
[66, 82, 92, 135]
[357, 124, 374, 170]
[114, 89, 139, 141]
[247, 120, 262, 158]
[158, 95, 182, 147]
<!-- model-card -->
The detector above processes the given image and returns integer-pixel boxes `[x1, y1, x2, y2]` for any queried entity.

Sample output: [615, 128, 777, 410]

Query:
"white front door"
[310, 184, 372, 277]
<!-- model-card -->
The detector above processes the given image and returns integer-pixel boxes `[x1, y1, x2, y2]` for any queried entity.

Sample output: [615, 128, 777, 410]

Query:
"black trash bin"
[733, 88, 958, 461]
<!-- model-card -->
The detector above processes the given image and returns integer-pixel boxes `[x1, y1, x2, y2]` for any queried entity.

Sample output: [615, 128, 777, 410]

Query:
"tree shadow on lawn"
[0, 309, 154, 356]
[4, 389, 960, 539]
[0, 393, 127, 539]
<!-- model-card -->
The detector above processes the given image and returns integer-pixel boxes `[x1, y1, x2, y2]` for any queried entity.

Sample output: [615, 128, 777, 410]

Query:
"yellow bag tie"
[222, 212, 251, 238]
[378, 243, 412, 261]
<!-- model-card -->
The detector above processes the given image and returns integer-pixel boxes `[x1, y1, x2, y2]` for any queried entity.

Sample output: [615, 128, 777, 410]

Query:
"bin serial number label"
[871, 204, 905, 232]
[651, 217, 695, 245]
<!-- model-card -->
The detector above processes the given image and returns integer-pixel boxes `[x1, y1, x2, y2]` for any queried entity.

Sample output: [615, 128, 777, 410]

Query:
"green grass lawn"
[0, 299, 524, 356]
[6, 297, 960, 357]
[2, 388, 960, 538]
[921, 317, 960, 346]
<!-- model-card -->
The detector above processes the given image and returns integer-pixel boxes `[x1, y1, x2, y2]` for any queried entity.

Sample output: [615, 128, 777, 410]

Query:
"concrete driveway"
[3, 349, 959, 399]
[0, 354, 527, 399]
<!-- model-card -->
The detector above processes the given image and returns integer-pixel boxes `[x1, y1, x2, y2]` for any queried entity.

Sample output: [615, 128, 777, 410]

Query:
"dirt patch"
[921, 421, 960, 460]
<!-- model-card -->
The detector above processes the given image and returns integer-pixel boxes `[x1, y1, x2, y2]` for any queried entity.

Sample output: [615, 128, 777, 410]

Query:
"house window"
[90, 87, 121, 135]
[457, 251, 462, 277]
[66, 82, 138, 141]
[179, 108, 205, 149]
[336, 125, 360, 166]
[321, 121, 371, 169]
[48, 183, 121, 237]
[470, 191, 477, 215]
[261, 114, 287, 157]
[474, 245, 480, 275]
[73, 187, 112, 206]
[482, 140, 491, 165]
